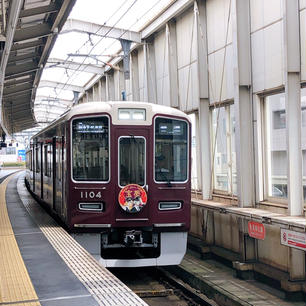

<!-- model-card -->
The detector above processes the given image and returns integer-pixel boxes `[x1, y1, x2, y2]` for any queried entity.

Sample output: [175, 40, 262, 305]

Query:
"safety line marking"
[0, 173, 40, 306]
[18, 173, 148, 306]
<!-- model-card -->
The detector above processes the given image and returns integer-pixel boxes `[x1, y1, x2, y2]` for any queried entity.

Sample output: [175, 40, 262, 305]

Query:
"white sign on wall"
[280, 228, 306, 251]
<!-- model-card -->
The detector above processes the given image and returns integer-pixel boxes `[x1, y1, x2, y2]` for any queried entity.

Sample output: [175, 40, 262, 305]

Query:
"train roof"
[32, 101, 190, 138]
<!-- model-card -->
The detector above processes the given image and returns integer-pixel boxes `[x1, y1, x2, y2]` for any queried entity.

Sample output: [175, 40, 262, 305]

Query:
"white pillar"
[199, 99, 211, 198]
[143, 43, 149, 102]
[195, 1, 211, 199]
[283, 0, 303, 216]
[130, 51, 139, 101]
[232, 0, 254, 207]
[144, 39, 157, 103]
[167, 21, 179, 108]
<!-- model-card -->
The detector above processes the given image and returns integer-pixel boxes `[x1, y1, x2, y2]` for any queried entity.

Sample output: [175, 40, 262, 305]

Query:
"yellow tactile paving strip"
[0, 173, 40, 306]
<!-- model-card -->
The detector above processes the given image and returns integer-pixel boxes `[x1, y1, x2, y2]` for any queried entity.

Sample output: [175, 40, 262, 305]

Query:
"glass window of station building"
[211, 104, 237, 196]
[264, 93, 287, 201]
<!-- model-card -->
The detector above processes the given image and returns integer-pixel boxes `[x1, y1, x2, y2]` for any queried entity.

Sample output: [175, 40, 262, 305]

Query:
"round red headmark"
[118, 184, 147, 213]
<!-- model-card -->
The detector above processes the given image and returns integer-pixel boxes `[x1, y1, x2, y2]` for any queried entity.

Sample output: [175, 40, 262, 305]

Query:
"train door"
[114, 128, 151, 222]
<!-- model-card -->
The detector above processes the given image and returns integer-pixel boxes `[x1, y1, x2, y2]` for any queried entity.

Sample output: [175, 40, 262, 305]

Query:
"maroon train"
[25, 101, 191, 267]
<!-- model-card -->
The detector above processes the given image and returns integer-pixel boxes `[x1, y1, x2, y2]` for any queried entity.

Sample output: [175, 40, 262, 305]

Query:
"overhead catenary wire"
[40, 0, 168, 117]
[35, 1, 130, 124]
[64, 0, 167, 99]
[55, 0, 128, 84]
[53, 0, 139, 100]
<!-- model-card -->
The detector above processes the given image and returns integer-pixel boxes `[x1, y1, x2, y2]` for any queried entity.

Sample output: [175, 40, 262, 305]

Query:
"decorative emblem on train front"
[118, 184, 147, 213]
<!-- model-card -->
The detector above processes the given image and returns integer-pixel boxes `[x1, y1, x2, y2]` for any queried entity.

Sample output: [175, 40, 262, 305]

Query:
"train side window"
[44, 145, 48, 176]
[72, 116, 109, 181]
[35, 147, 40, 173]
[44, 143, 52, 177]
[154, 117, 188, 183]
[26, 151, 32, 170]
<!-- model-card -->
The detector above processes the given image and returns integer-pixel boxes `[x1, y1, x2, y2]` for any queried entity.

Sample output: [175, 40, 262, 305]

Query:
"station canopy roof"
[29, 0, 173, 137]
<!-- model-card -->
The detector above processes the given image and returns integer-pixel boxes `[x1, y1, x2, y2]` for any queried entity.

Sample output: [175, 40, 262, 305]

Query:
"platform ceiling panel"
[2, 0, 76, 134]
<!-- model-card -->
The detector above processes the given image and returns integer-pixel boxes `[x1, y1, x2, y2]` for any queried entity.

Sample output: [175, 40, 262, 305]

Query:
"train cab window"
[155, 118, 188, 182]
[119, 137, 145, 187]
[72, 116, 109, 181]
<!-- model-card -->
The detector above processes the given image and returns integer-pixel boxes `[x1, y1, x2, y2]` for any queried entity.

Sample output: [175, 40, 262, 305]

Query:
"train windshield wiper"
[156, 169, 172, 187]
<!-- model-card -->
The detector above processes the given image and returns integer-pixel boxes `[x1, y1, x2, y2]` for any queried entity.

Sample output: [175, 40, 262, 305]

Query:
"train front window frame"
[154, 116, 189, 184]
[71, 115, 110, 182]
[118, 136, 146, 188]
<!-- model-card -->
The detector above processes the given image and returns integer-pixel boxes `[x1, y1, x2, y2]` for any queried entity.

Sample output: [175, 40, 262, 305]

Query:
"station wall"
[78, 0, 306, 292]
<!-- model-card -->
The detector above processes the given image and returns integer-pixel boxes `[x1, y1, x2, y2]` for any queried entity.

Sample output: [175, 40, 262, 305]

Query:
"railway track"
[111, 267, 219, 306]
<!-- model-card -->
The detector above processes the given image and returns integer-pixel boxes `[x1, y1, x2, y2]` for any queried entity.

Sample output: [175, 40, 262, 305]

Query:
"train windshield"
[119, 137, 145, 187]
[155, 118, 188, 182]
[72, 117, 109, 181]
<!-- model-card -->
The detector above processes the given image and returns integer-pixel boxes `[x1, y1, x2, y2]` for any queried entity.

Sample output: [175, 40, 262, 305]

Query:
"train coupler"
[124, 230, 143, 246]
[101, 230, 159, 249]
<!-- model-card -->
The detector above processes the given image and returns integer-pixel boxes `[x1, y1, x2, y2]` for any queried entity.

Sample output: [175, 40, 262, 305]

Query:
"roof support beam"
[35, 95, 73, 105]
[34, 103, 69, 111]
[4, 75, 35, 87]
[8, 52, 41, 64]
[3, 83, 33, 96]
[14, 23, 52, 42]
[47, 58, 105, 74]
[19, 3, 60, 18]
[5, 61, 39, 77]
[39, 80, 85, 93]
[11, 39, 45, 51]
[62, 18, 142, 43]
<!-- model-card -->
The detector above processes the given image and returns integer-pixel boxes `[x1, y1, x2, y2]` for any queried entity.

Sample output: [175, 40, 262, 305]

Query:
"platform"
[167, 236, 306, 306]
[0, 170, 147, 306]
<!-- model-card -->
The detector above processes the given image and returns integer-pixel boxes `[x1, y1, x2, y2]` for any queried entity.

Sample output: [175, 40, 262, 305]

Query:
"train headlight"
[79, 202, 103, 211]
[158, 202, 182, 211]
[118, 108, 146, 120]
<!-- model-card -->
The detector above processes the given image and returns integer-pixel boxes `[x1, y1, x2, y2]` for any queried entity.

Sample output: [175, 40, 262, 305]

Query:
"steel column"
[283, 0, 303, 216]
[167, 21, 179, 108]
[232, 0, 254, 207]
[195, 0, 211, 199]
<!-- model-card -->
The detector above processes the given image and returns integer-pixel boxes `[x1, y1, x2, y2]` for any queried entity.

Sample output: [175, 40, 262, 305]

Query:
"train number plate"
[80, 191, 102, 199]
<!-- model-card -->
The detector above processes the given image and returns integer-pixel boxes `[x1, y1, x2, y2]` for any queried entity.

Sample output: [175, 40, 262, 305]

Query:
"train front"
[68, 103, 191, 267]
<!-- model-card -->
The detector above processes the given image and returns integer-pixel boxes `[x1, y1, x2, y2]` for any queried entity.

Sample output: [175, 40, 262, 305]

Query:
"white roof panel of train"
[67, 101, 190, 126]
[34, 101, 190, 137]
